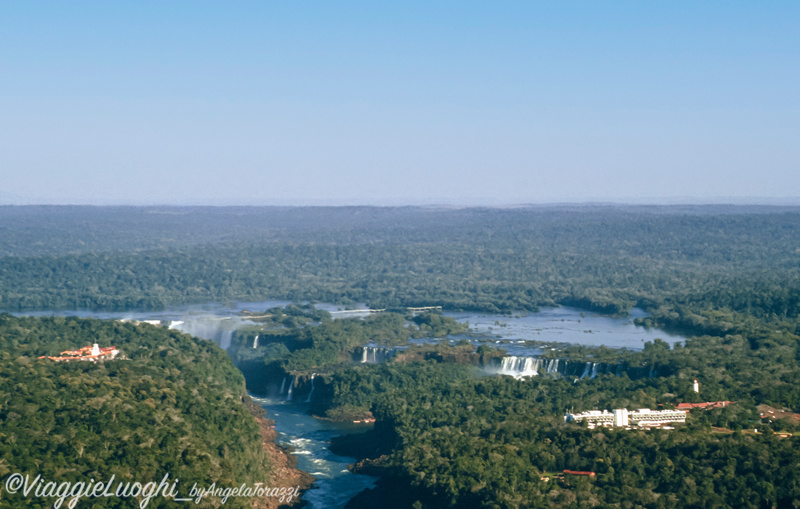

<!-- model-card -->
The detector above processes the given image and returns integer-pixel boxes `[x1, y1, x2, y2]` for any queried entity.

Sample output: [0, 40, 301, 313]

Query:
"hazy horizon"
[3, 194, 800, 208]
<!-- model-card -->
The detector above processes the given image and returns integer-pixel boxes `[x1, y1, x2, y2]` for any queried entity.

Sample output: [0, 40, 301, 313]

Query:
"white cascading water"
[493, 356, 619, 379]
[219, 330, 233, 350]
[486, 353, 647, 381]
[495, 356, 546, 377]
[253, 335, 259, 349]
[280, 375, 288, 395]
[305, 374, 316, 403]
[578, 362, 601, 379]
[359, 346, 392, 364]
[286, 375, 295, 401]
[493, 356, 591, 378]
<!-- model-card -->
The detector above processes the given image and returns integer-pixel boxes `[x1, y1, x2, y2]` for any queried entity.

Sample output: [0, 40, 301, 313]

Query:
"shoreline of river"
[245, 395, 316, 508]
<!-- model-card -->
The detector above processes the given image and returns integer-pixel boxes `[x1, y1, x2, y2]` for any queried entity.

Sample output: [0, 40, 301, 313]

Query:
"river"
[249, 396, 377, 508]
[15, 300, 683, 351]
[445, 306, 684, 353]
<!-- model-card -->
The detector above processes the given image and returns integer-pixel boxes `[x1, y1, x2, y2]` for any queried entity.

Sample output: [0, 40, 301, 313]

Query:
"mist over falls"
[169, 316, 245, 350]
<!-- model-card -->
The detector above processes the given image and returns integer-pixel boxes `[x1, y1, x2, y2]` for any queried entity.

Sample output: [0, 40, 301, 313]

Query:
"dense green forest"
[222, 299, 800, 507]
[1, 206, 799, 318]
[212, 296, 800, 508]
[0, 315, 274, 508]
[224, 304, 800, 507]
[2, 205, 800, 508]
[322, 363, 799, 508]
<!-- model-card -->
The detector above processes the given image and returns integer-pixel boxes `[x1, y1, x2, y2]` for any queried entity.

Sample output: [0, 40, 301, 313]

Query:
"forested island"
[2, 205, 800, 508]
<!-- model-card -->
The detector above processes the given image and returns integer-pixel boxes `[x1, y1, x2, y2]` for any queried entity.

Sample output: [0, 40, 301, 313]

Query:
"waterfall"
[286, 375, 295, 401]
[280, 375, 288, 395]
[358, 346, 393, 364]
[220, 331, 233, 350]
[305, 374, 316, 403]
[491, 357, 648, 381]
[253, 335, 259, 349]
[495, 356, 544, 377]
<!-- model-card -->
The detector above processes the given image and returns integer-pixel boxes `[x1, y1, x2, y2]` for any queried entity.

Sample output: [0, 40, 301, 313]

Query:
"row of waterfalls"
[269, 349, 661, 406]
[491, 356, 616, 378]
[278, 374, 317, 402]
[355, 346, 396, 364]
[352, 347, 661, 380]
[489, 355, 661, 380]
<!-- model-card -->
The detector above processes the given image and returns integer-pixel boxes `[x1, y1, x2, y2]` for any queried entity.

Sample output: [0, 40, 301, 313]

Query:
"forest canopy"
[2, 205, 800, 508]
[1, 206, 799, 319]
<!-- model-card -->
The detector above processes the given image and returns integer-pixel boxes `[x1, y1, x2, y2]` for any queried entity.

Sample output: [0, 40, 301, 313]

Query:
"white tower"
[692, 379, 700, 393]
[91, 343, 101, 356]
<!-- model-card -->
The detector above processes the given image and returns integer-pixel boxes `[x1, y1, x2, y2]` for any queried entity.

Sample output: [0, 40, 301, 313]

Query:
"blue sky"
[1, 1, 798, 205]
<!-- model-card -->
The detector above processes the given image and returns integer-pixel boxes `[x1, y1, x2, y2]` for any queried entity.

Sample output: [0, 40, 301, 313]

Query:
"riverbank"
[245, 396, 315, 508]
[250, 396, 379, 508]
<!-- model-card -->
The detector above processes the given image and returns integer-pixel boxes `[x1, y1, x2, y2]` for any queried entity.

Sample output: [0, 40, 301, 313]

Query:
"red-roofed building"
[39, 343, 120, 362]
[676, 401, 735, 410]
[563, 470, 596, 477]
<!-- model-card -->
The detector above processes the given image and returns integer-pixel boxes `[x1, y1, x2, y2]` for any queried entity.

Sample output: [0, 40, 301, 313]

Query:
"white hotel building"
[565, 408, 686, 429]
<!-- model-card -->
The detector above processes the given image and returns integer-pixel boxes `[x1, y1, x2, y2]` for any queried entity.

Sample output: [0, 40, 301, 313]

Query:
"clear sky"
[1, 1, 798, 206]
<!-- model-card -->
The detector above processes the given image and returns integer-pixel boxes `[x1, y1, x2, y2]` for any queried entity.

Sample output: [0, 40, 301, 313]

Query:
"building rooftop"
[39, 343, 120, 362]
[677, 401, 735, 410]
[563, 470, 596, 477]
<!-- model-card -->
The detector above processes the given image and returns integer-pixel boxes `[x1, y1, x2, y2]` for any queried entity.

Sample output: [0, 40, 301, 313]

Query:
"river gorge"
[16, 301, 685, 508]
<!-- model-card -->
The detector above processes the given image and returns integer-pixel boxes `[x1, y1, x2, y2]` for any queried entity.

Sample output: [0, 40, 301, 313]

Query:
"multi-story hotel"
[565, 408, 686, 429]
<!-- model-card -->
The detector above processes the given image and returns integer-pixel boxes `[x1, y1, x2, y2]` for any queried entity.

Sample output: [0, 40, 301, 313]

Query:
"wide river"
[16, 300, 685, 508]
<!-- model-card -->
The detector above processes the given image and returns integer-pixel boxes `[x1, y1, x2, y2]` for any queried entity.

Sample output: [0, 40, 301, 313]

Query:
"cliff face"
[237, 358, 286, 396]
